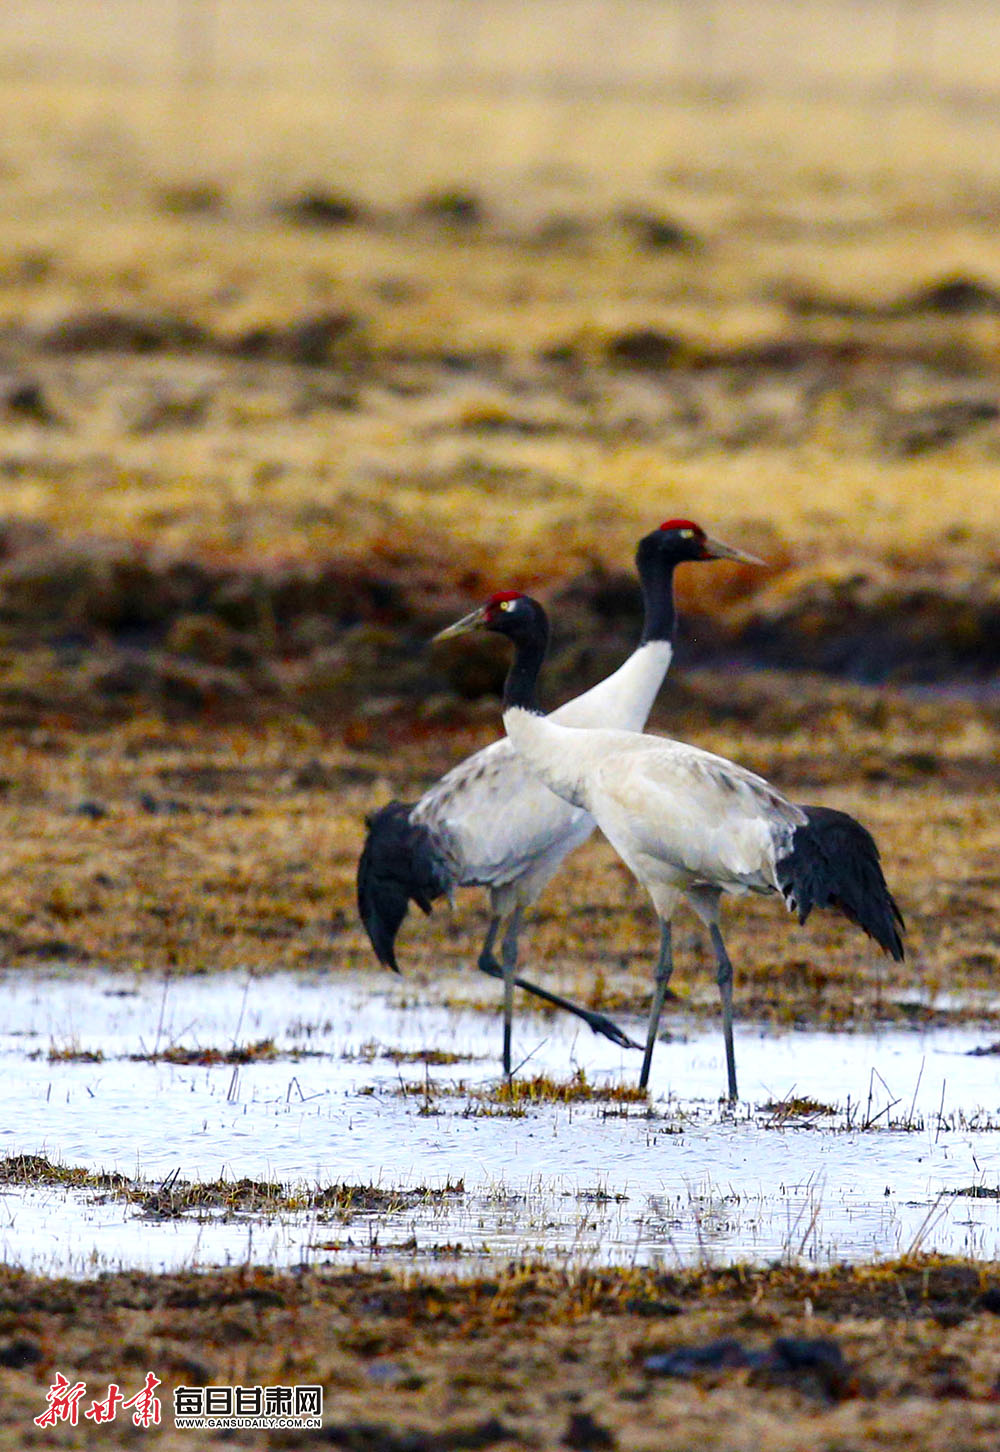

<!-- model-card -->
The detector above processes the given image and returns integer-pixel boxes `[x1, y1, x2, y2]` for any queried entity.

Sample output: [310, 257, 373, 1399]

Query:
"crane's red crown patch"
[658, 518, 703, 535]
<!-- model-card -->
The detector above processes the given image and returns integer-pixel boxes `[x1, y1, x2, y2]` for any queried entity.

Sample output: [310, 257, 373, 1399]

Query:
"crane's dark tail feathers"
[777, 805, 905, 961]
[356, 801, 453, 971]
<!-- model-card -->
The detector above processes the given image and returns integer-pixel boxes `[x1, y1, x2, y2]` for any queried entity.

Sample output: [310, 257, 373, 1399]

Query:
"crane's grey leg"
[708, 923, 739, 1102]
[499, 906, 523, 1077]
[639, 919, 673, 1091]
[477, 919, 640, 1051]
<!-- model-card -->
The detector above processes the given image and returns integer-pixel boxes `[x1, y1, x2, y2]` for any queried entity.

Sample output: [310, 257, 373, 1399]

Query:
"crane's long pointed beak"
[702, 534, 766, 566]
[433, 605, 489, 643]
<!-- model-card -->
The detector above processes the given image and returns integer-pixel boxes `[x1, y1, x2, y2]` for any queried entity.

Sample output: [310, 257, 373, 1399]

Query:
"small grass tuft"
[760, 1093, 837, 1126]
[46, 1044, 105, 1063]
[130, 1038, 281, 1066]
[490, 1069, 648, 1106]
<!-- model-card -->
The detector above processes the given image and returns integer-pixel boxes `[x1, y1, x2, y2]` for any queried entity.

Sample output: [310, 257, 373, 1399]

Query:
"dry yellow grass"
[0, 3, 999, 574]
[0, 681, 991, 1033]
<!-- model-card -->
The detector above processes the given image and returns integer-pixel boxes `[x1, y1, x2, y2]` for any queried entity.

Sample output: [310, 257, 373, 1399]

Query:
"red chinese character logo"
[34, 1372, 87, 1428]
[122, 1372, 162, 1428]
[85, 1383, 126, 1425]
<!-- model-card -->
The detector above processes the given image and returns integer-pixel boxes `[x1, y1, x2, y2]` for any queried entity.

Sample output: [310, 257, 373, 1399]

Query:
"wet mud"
[4, 1260, 1000, 1449]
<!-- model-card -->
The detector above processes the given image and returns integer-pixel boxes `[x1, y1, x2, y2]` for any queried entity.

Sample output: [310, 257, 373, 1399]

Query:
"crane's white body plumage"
[411, 640, 673, 914]
[501, 711, 807, 923]
[498, 660, 902, 1101]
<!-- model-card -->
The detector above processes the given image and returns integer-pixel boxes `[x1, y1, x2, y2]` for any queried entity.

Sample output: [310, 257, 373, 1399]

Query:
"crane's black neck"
[635, 534, 680, 644]
[499, 603, 549, 715]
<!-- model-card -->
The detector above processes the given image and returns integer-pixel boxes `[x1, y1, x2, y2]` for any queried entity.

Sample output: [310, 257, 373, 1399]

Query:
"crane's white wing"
[582, 732, 806, 893]
[412, 736, 593, 890]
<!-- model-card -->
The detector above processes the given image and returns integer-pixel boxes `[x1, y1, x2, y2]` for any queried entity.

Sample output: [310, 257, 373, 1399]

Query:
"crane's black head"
[638, 517, 763, 570]
[635, 519, 763, 644]
[434, 592, 548, 711]
[435, 590, 547, 642]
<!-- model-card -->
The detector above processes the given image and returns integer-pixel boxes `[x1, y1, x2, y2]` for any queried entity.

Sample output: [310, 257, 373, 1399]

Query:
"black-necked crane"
[435, 589, 905, 1101]
[357, 520, 761, 1076]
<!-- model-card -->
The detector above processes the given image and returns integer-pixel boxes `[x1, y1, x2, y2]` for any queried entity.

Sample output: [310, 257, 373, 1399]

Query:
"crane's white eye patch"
[500, 600, 514, 611]
[680, 529, 694, 539]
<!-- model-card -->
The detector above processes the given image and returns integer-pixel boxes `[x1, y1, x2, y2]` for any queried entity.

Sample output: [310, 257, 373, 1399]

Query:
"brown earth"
[4, 1260, 1000, 1449]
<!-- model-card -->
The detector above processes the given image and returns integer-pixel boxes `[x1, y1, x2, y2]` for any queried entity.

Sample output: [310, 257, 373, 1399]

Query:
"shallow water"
[1, 968, 1000, 1276]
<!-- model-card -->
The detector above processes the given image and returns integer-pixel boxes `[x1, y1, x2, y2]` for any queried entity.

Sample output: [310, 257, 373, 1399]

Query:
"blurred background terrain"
[0, 2, 999, 713]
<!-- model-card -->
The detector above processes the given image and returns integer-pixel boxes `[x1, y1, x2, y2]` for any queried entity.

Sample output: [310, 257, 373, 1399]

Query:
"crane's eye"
[499, 599, 514, 611]
[680, 528, 694, 539]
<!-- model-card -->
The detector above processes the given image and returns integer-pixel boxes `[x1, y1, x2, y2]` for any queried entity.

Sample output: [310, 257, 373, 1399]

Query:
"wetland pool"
[1, 968, 999, 1276]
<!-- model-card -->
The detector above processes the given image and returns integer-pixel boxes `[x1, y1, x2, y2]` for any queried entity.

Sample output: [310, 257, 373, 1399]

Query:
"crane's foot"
[580, 1010, 642, 1050]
